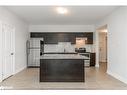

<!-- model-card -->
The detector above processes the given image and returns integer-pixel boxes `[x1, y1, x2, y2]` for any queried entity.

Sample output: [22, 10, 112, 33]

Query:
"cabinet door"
[68, 33, 76, 44]
[85, 33, 93, 44]
[44, 33, 58, 44]
[75, 32, 93, 44]
[57, 33, 75, 44]
[90, 53, 96, 66]
[40, 59, 84, 82]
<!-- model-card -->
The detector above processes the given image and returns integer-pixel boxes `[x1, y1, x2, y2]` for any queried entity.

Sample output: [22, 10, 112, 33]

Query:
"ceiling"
[6, 6, 118, 25]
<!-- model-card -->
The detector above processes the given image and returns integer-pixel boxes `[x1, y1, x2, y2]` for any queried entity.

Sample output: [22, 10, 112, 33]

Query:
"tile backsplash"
[44, 42, 94, 53]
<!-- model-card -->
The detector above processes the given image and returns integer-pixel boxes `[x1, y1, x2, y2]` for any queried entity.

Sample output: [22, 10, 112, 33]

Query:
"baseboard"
[99, 61, 107, 63]
[15, 66, 27, 75]
[107, 70, 127, 84]
[27, 66, 39, 68]
[95, 64, 99, 67]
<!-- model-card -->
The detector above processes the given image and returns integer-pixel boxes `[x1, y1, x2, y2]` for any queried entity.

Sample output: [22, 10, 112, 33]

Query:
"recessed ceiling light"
[56, 7, 68, 14]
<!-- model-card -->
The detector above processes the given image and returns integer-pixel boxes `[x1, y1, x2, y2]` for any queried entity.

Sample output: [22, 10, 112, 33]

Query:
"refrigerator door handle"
[27, 48, 30, 55]
[26, 40, 30, 55]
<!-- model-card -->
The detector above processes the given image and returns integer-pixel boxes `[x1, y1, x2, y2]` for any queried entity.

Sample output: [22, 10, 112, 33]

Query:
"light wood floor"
[1, 63, 127, 90]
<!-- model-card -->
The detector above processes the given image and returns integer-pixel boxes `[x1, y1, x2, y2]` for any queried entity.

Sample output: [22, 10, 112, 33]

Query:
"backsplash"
[44, 42, 94, 53]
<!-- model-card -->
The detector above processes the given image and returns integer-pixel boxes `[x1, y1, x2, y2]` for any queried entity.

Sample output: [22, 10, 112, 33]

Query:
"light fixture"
[103, 29, 108, 32]
[56, 7, 68, 14]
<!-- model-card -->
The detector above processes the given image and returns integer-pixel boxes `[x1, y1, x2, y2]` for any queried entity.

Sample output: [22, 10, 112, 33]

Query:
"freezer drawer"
[28, 49, 40, 67]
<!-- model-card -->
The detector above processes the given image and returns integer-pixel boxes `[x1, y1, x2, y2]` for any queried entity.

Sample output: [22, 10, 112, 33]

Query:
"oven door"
[79, 53, 90, 67]
[84, 60, 90, 67]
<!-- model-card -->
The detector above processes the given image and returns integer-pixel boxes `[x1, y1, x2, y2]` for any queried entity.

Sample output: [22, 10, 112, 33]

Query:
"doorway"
[97, 25, 108, 72]
[99, 31, 107, 63]
[2, 23, 15, 80]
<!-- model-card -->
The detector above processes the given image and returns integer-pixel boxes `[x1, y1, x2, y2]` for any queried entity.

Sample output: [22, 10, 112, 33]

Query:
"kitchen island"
[40, 54, 89, 82]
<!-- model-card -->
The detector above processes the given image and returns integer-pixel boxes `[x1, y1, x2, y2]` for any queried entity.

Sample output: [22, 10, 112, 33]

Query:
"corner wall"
[96, 7, 127, 83]
[0, 7, 29, 81]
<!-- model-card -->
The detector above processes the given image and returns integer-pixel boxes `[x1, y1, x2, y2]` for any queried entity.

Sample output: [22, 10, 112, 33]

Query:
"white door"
[99, 32, 107, 62]
[2, 24, 15, 80]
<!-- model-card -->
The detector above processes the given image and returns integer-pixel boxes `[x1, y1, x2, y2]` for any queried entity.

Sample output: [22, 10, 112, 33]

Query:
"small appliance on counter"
[26, 38, 44, 67]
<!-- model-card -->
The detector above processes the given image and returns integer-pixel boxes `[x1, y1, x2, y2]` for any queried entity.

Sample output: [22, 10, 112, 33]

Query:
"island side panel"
[40, 59, 84, 82]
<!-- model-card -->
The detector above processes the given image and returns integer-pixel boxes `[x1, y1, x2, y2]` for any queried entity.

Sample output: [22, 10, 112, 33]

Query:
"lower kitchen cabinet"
[40, 59, 84, 82]
[90, 53, 96, 66]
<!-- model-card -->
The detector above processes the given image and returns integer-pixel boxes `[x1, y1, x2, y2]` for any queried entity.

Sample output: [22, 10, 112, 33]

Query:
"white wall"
[29, 25, 95, 32]
[0, 7, 29, 82]
[96, 7, 127, 83]
[0, 21, 2, 82]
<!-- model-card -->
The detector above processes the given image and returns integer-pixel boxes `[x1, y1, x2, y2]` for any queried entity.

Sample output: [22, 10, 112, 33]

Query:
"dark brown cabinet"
[85, 33, 93, 44]
[30, 32, 93, 44]
[74, 32, 93, 44]
[40, 59, 84, 82]
[30, 32, 44, 38]
[44, 33, 58, 44]
[90, 53, 96, 66]
[44, 33, 75, 44]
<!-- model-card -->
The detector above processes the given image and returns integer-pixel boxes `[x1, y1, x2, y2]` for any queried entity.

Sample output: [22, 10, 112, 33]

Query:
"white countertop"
[40, 54, 90, 59]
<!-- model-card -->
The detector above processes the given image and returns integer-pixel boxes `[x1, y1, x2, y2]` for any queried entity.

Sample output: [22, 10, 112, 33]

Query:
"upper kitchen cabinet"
[86, 32, 93, 44]
[75, 32, 93, 44]
[30, 32, 45, 38]
[44, 33, 58, 44]
[30, 32, 93, 44]
[44, 33, 75, 44]
[57, 33, 75, 44]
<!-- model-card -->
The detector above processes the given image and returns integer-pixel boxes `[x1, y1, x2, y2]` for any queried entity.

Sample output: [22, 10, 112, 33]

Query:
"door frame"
[95, 24, 108, 68]
[0, 21, 2, 82]
[1, 23, 15, 80]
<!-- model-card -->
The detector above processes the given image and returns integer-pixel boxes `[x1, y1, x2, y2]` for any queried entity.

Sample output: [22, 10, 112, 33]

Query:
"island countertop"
[40, 54, 90, 60]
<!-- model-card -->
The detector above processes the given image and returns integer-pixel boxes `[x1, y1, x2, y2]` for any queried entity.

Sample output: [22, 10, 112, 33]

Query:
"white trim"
[95, 30, 99, 67]
[107, 70, 127, 84]
[14, 66, 26, 75]
[0, 21, 2, 82]
[95, 64, 99, 67]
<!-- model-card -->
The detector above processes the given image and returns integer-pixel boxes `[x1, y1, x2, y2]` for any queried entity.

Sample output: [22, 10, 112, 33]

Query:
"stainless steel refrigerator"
[26, 38, 44, 67]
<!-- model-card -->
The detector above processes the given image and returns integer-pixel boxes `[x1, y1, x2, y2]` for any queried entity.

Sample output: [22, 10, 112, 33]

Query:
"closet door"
[2, 24, 15, 80]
